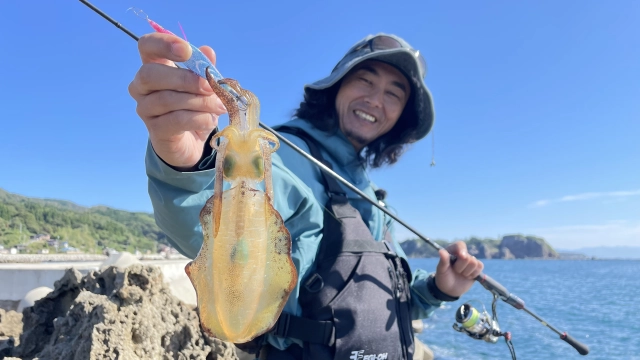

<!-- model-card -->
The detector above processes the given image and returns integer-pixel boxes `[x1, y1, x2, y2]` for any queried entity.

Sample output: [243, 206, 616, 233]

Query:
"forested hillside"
[0, 188, 168, 254]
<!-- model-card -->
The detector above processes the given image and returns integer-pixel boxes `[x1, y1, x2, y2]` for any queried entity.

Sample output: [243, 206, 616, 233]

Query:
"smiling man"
[130, 33, 484, 360]
[335, 61, 410, 150]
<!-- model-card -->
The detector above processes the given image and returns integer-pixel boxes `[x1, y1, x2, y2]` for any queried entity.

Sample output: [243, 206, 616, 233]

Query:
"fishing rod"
[78, 1, 589, 356]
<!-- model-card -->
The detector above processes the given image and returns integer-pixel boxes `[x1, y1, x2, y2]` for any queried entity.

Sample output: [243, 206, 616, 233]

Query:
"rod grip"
[475, 273, 525, 309]
[450, 256, 526, 308]
[561, 332, 590, 355]
[476, 273, 507, 295]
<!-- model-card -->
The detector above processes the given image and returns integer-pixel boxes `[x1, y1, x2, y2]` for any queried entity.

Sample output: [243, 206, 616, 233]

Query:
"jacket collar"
[281, 118, 367, 170]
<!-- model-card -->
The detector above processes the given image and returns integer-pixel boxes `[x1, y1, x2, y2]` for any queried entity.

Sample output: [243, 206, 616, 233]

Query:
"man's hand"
[128, 33, 227, 170]
[434, 241, 484, 298]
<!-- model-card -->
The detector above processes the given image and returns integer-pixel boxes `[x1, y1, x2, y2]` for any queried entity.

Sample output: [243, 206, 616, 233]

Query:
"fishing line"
[430, 127, 435, 167]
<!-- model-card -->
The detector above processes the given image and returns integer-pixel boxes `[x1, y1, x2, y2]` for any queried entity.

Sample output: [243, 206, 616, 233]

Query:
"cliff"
[400, 234, 560, 259]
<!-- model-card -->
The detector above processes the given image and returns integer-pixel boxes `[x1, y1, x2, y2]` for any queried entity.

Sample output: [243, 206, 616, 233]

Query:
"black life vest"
[251, 125, 416, 360]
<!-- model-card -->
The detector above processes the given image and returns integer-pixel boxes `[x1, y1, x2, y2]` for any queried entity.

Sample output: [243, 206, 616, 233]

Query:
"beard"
[343, 126, 370, 148]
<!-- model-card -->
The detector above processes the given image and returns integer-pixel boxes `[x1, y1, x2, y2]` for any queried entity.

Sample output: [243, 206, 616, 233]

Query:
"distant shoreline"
[0, 254, 107, 263]
[0, 253, 188, 264]
[406, 256, 640, 261]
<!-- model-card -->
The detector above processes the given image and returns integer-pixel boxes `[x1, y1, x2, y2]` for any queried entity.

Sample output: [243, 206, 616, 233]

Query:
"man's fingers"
[461, 257, 481, 278]
[445, 241, 475, 275]
[436, 249, 450, 274]
[129, 63, 216, 98]
[468, 260, 484, 279]
[449, 247, 477, 276]
[199, 45, 217, 65]
[138, 33, 192, 65]
[146, 110, 219, 139]
[136, 90, 226, 119]
[453, 255, 473, 275]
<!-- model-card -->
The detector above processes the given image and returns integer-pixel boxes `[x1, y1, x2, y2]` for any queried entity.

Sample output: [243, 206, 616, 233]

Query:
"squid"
[185, 70, 297, 343]
[128, 12, 297, 343]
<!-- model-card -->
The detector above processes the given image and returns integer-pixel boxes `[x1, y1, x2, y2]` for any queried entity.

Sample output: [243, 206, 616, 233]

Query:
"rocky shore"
[0, 254, 436, 360]
[0, 264, 239, 360]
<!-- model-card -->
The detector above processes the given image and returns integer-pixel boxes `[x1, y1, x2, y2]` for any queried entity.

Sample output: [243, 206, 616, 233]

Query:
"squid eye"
[223, 155, 235, 177]
[252, 155, 264, 178]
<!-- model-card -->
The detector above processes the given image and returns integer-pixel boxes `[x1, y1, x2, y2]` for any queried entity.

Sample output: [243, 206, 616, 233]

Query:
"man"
[129, 32, 484, 359]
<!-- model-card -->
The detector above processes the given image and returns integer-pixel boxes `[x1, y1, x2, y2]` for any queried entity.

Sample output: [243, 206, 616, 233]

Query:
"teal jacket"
[145, 118, 444, 350]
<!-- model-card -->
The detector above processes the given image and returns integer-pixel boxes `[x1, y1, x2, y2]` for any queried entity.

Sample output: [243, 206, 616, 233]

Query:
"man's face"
[335, 60, 411, 151]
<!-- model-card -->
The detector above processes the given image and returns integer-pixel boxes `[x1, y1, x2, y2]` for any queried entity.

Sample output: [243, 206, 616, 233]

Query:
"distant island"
[400, 235, 563, 259]
[400, 236, 640, 260]
[556, 246, 640, 260]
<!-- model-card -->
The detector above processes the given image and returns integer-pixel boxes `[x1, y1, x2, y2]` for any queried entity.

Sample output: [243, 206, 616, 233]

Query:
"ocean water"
[408, 258, 640, 360]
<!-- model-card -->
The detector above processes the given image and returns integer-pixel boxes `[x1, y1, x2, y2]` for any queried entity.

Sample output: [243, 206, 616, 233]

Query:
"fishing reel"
[453, 303, 503, 343]
[452, 297, 517, 359]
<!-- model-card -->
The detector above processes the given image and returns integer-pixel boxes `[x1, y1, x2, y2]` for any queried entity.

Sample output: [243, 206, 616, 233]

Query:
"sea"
[408, 258, 640, 360]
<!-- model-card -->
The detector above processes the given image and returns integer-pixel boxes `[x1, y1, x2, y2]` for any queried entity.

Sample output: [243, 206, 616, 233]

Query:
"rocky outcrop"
[467, 242, 500, 259]
[499, 246, 516, 259]
[500, 235, 559, 259]
[5, 264, 239, 360]
[399, 239, 450, 258]
[401, 234, 559, 259]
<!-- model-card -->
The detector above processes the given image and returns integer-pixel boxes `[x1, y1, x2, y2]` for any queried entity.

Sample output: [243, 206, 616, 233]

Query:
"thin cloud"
[528, 220, 640, 249]
[530, 189, 640, 208]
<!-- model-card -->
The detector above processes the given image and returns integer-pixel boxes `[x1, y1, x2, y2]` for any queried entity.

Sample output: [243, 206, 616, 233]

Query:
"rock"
[399, 239, 451, 258]
[0, 337, 16, 358]
[100, 252, 198, 306]
[414, 338, 434, 360]
[100, 251, 141, 270]
[0, 308, 23, 358]
[500, 235, 559, 259]
[412, 319, 424, 333]
[13, 268, 83, 358]
[12, 264, 239, 360]
[400, 235, 561, 259]
[499, 246, 516, 259]
[467, 242, 500, 259]
[17, 286, 53, 313]
[0, 309, 22, 340]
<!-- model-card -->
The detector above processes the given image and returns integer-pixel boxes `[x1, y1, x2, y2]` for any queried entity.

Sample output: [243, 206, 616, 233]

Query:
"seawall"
[0, 258, 196, 307]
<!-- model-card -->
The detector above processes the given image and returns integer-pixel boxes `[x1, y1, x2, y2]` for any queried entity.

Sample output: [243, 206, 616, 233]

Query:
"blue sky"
[1, 1, 638, 249]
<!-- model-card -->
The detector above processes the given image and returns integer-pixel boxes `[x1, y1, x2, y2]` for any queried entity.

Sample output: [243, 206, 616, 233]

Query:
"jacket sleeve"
[145, 141, 217, 259]
[409, 269, 444, 319]
[144, 140, 324, 350]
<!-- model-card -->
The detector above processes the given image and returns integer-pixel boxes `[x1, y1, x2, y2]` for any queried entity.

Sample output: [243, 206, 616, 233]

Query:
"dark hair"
[292, 81, 420, 168]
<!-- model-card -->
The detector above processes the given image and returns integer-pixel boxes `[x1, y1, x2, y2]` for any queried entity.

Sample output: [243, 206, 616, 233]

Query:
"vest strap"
[272, 126, 346, 198]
